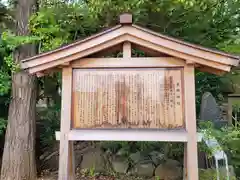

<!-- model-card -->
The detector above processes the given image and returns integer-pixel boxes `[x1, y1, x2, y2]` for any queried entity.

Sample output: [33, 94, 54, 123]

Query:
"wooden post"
[58, 67, 75, 180]
[228, 96, 233, 125]
[184, 64, 199, 180]
[183, 143, 188, 180]
[69, 141, 75, 180]
[123, 42, 131, 58]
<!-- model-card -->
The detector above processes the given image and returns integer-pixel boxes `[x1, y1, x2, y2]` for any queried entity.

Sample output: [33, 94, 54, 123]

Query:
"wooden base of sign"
[55, 129, 196, 142]
[56, 130, 200, 180]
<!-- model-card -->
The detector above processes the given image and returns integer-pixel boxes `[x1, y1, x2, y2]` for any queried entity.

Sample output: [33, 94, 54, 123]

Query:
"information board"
[72, 68, 184, 129]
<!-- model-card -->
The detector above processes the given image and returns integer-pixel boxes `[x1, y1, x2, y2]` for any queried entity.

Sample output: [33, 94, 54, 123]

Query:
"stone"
[81, 147, 106, 172]
[131, 162, 155, 177]
[129, 152, 141, 164]
[199, 92, 225, 128]
[155, 159, 182, 180]
[129, 151, 152, 164]
[112, 157, 129, 174]
[200, 92, 223, 122]
[149, 151, 164, 166]
[116, 148, 128, 156]
[165, 159, 180, 167]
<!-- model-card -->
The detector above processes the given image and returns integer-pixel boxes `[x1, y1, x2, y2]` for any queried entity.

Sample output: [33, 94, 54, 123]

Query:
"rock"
[165, 159, 180, 167]
[112, 157, 129, 174]
[129, 152, 141, 164]
[155, 159, 182, 180]
[116, 148, 128, 156]
[81, 147, 106, 172]
[149, 151, 164, 166]
[129, 151, 152, 164]
[199, 92, 224, 128]
[131, 162, 155, 177]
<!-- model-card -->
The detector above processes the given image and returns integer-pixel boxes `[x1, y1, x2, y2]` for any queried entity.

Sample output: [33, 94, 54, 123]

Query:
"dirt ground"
[38, 175, 153, 180]
[37, 172, 154, 180]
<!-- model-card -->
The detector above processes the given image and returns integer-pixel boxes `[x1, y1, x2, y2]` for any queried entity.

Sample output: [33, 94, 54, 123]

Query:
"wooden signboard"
[72, 68, 184, 129]
[20, 15, 239, 180]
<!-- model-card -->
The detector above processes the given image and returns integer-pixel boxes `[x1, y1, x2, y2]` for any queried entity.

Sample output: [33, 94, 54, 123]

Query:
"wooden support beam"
[36, 72, 45, 77]
[197, 66, 225, 76]
[71, 57, 185, 68]
[123, 42, 131, 58]
[35, 68, 61, 77]
[55, 130, 203, 141]
[55, 129, 194, 142]
[125, 35, 231, 72]
[186, 60, 194, 65]
[69, 142, 75, 180]
[58, 67, 75, 180]
[59, 62, 70, 67]
[184, 64, 199, 180]
[28, 34, 129, 74]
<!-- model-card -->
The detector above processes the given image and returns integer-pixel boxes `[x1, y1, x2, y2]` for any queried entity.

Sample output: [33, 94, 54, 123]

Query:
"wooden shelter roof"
[21, 19, 239, 74]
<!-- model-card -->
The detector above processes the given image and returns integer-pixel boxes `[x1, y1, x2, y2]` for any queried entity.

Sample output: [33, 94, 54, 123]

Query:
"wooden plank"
[58, 62, 70, 68]
[22, 26, 125, 68]
[197, 66, 225, 76]
[123, 42, 131, 58]
[55, 130, 203, 141]
[72, 68, 184, 129]
[184, 64, 199, 180]
[36, 72, 45, 77]
[128, 25, 238, 66]
[28, 35, 128, 74]
[69, 141, 75, 180]
[125, 35, 231, 72]
[58, 67, 75, 180]
[71, 57, 185, 68]
[56, 129, 188, 142]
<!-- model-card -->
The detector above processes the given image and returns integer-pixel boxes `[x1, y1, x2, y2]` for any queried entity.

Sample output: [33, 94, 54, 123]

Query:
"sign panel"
[72, 68, 184, 129]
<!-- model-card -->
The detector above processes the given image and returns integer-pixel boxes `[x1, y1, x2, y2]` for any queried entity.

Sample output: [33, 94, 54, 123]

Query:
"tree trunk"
[1, 0, 37, 179]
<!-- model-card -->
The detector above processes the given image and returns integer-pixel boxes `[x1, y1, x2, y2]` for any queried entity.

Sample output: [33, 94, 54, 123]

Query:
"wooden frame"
[71, 57, 185, 68]
[19, 17, 239, 180]
[184, 64, 198, 180]
[58, 67, 75, 180]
